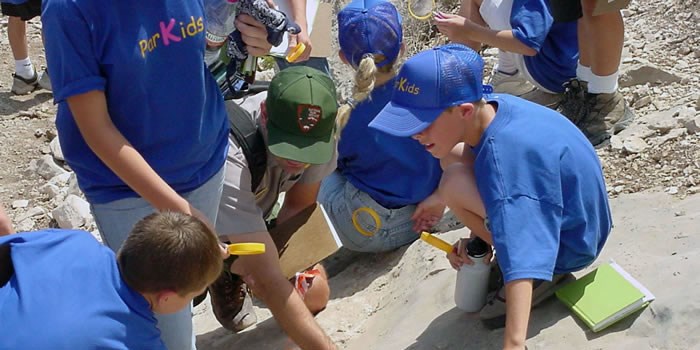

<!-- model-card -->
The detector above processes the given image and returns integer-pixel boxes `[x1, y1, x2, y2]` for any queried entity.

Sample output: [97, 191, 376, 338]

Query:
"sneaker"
[556, 78, 589, 124]
[578, 91, 635, 146]
[480, 273, 574, 329]
[209, 270, 258, 332]
[37, 69, 52, 91]
[11, 70, 38, 95]
[488, 69, 536, 97]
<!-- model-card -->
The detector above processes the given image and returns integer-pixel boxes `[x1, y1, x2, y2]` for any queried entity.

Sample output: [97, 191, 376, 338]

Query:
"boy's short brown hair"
[117, 212, 222, 296]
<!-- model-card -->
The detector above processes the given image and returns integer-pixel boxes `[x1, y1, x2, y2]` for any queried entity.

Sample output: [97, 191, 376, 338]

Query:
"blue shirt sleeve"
[489, 195, 562, 283]
[42, 1, 106, 103]
[510, 0, 554, 52]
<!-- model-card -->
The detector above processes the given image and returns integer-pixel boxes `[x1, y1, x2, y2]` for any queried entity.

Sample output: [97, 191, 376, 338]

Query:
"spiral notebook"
[555, 260, 655, 332]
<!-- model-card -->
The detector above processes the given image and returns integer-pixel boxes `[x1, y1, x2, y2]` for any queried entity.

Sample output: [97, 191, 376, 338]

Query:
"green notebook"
[555, 260, 655, 332]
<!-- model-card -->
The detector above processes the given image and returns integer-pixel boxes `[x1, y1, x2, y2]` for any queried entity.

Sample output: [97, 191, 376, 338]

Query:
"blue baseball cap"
[369, 44, 493, 137]
[338, 0, 402, 69]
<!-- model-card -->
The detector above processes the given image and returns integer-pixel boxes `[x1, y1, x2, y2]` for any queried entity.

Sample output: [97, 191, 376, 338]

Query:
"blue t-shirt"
[473, 94, 611, 283]
[0, 230, 165, 349]
[510, 0, 578, 92]
[42, 0, 228, 204]
[338, 77, 442, 208]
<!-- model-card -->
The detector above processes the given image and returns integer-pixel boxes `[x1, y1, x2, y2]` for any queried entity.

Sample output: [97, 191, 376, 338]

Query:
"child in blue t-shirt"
[40, 0, 272, 348]
[434, 0, 577, 105]
[369, 44, 611, 349]
[317, 0, 446, 253]
[0, 212, 223, 349]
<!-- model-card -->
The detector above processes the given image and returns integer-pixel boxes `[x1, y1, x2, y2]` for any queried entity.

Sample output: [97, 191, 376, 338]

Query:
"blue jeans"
[91, 166, 225, 350]
[274, 56, 331, 76]
[318, 171, 420, 253]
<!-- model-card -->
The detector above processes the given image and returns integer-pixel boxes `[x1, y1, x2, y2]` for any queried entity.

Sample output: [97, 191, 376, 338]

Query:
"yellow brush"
[227, 242, 266, 255]
[420, 232, 453, 254]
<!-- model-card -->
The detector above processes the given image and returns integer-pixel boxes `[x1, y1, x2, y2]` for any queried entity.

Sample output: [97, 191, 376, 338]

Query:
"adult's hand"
[235, 14, 274, 57]
[287, 31, 312, 63]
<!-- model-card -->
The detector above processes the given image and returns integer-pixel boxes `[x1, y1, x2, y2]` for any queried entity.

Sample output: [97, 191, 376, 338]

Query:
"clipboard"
[269, 203, 343, 279]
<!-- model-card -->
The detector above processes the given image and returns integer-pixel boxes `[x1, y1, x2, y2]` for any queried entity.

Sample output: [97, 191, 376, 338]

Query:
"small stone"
[666, 186, 679, 195]
[674, 211, 686, 217]
[11, 199, 29, 209]
[623, 136, 648, 154]
[633, 95, 652, 108]
[614, 185, 625, 193]
[16, 218, 36, 232]
[688, 187, 698, 194]
[679, 46, 692, 55]
[49, 136, 64, 161]
[16, 206, 46, 222]
[34, 129, 44, 138]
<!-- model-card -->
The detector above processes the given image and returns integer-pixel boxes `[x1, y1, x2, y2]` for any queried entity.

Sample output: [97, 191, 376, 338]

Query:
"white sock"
[576, 63, 593, 82]
[587, 71, 619, 94]
[496, 51, 518, 74]
[15, 58, 35, 79]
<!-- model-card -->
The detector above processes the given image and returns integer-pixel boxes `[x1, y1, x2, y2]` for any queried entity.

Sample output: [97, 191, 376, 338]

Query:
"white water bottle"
[454, 237, 491, 312]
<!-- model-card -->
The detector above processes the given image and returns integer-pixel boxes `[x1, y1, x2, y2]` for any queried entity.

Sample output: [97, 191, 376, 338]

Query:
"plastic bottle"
[454, 237, 491, 312]
[204, 0, 239, 47]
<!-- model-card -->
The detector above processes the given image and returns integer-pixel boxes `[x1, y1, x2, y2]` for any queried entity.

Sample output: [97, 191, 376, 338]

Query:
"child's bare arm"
[0, 204, 13, 236]
[434, 13, 537, 56]
[66, 91, 192, 215]
[503, 279, 533, 350]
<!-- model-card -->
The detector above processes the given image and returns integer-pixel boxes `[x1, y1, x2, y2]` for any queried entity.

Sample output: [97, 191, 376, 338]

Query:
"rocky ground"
[0, 0, 698, 246]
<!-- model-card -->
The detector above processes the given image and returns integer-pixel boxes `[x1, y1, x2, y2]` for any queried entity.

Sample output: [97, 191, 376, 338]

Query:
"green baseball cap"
[265, 66, 338, 165]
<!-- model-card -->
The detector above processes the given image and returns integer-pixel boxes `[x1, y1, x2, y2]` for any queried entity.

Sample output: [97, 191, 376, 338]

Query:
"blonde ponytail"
[335, 54, 378, 138]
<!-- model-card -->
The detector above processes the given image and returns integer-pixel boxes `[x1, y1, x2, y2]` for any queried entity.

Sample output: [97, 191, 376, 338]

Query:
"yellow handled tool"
[227, 242, 266, 255]
[420, 232, 453, 254]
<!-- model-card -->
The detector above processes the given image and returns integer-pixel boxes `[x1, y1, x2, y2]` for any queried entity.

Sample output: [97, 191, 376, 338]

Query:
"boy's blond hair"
[117, 212, 222, 296]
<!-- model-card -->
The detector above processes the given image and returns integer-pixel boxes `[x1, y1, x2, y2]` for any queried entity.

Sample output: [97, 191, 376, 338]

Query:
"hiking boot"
[480, 273, 575, 329]
[488, 69, 536, 97]
[519, 88, 562, 109]
[209, 270, 257, 332]
[556, 78, 588, 124]
[11, 71, 38, 95]
[38, 69, 52, 91]
[578, 91, 635, 146]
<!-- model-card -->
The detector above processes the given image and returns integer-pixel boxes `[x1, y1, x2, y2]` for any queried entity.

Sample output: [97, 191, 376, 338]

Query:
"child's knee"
[439, 164, 471, 204]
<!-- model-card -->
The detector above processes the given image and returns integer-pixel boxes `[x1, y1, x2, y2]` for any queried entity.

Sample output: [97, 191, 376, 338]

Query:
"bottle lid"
[466, 237, 489, 258]
[227, 243, 266, 255]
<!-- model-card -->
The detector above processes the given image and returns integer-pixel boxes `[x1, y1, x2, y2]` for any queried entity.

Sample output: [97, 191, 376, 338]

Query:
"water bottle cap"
[466, 237, 489, 258]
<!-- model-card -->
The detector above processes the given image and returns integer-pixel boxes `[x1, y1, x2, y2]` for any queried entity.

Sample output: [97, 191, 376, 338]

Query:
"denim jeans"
[318, 171, 420, 253]
[91, 166, 225, 350]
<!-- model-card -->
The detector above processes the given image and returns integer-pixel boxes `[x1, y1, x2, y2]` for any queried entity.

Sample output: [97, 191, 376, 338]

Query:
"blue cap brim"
[368, 101, 444, 137]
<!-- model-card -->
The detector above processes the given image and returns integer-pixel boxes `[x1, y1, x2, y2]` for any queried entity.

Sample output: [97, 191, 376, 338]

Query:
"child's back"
[472, 93, 611, 282]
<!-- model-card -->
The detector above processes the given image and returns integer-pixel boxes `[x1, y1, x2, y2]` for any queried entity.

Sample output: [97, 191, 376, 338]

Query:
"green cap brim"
[266, 122, 335, 165]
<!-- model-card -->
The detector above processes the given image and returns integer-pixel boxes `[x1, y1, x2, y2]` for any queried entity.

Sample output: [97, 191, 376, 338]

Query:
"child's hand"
[447, 237, 493, 270]
[411, 192, 446, 232]
[447, 238, 471, 270]
[433, 12, 479, 45]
